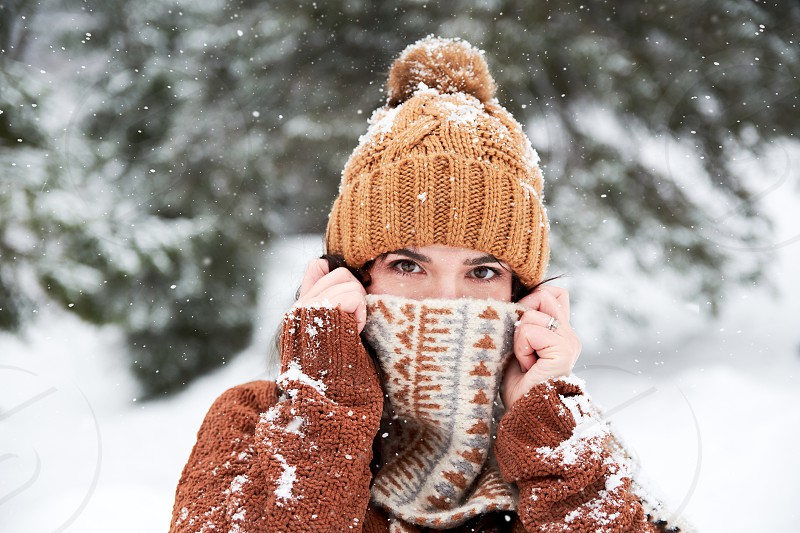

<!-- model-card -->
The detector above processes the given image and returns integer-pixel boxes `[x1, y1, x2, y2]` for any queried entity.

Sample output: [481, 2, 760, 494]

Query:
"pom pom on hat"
[386, 36, 497, 106]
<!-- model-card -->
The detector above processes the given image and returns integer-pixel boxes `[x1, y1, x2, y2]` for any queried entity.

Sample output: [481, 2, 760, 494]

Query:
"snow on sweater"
[169, 305, 690, 532]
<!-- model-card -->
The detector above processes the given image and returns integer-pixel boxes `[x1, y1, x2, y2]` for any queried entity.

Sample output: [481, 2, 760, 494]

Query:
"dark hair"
[320, 253, 373, 287]
[511, 273, 564, 302]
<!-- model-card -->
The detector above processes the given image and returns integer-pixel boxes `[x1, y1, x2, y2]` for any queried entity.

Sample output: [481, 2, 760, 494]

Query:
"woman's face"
[366, 245, 513, 302]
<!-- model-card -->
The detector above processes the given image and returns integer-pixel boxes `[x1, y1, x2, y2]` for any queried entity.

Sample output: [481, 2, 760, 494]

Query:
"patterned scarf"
[362, 294, 526, 530]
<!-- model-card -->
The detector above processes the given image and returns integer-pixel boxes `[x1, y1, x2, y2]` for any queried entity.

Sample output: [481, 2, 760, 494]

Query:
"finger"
[517, 289, 567, 324]
[298, 259, 330, 299]
[302, 267, 361, 300]
[517, 309, 563, 332]
[512, 326, 540, 371]
[352, 297, 367, 333]
[330, 289, 367, 321]
[514, 324, 561, 358]
[305, 279, 366, 317]
[516, 349, 539, 372]
[315, 280, 367, 307]
[537, 285, 571, 319]
[503, 357, 525, 387]
[532, 290, 562, 321]
[325, 290, 368, 334]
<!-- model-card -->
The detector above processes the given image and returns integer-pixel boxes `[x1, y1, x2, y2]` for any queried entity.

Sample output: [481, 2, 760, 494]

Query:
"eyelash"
[387, 260, 504, 282]
[469, 266, 502, 282]
[389, 259, 421, 276]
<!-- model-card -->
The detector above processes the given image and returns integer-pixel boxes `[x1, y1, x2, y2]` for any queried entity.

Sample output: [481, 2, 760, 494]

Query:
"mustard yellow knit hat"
[325, 36, 549, 288]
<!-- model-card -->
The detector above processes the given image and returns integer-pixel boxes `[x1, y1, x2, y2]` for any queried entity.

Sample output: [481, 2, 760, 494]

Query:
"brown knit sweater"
[169, 307, 685, 532]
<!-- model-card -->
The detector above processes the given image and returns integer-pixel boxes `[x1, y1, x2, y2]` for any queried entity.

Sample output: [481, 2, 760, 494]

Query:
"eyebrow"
[389, 248, 432, 263]
[464, 254, 504, 266]
[386, 248, 504, 267]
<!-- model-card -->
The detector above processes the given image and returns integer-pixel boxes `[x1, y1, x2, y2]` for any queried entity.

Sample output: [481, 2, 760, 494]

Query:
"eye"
[469, 266, 499, 280]
[391, 259, 422, 274]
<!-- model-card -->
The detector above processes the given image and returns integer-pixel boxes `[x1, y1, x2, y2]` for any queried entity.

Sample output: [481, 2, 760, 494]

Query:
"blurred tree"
[2, 0, 798, 395]
[36, 0, 270, 396]
[1, 0, 52, 330]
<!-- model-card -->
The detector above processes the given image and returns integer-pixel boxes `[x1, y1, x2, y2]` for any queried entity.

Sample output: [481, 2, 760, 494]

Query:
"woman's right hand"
[294, 258, 368, 333]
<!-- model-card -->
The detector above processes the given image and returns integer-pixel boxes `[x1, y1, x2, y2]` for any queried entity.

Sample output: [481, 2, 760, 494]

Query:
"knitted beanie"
[325, 36, 549, 288]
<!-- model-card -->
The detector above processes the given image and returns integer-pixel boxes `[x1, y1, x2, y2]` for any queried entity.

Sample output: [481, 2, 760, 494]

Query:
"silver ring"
[546, 317, 559, 331]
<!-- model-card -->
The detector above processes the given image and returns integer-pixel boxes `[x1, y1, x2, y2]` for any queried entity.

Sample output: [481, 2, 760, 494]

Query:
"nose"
[433, 276, 463, 300]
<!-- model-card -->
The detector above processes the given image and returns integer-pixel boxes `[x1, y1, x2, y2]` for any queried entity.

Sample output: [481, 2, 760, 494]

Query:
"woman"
[170, 37, 691, 532]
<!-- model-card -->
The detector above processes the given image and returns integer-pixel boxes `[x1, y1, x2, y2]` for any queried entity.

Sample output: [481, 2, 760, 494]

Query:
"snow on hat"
[325, 36, 549, 287]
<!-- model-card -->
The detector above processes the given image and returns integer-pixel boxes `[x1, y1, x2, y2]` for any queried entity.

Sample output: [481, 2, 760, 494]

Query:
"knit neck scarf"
[362, 294, 525, 530]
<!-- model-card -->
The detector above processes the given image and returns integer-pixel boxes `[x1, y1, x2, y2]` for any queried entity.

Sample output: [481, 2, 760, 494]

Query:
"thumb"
[501, 358, 524, 406]
[354, 300, 367, 334]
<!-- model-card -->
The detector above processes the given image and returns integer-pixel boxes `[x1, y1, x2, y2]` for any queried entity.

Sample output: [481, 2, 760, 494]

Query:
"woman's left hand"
[501, 285, 582, 409]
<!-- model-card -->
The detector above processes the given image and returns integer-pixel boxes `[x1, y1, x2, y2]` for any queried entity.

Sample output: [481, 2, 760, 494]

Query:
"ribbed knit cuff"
[494, 376, 593, 482]
[280, 305, 381, 407]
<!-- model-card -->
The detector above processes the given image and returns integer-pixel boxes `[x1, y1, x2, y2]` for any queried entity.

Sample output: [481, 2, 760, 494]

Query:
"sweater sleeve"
[169, 306, 384, 532]
[494, 375, 677, 533]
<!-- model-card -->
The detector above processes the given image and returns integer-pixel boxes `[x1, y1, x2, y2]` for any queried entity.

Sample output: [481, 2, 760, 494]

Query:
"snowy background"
[2, 184, 799, 532]
[2, 2, 800, 532]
